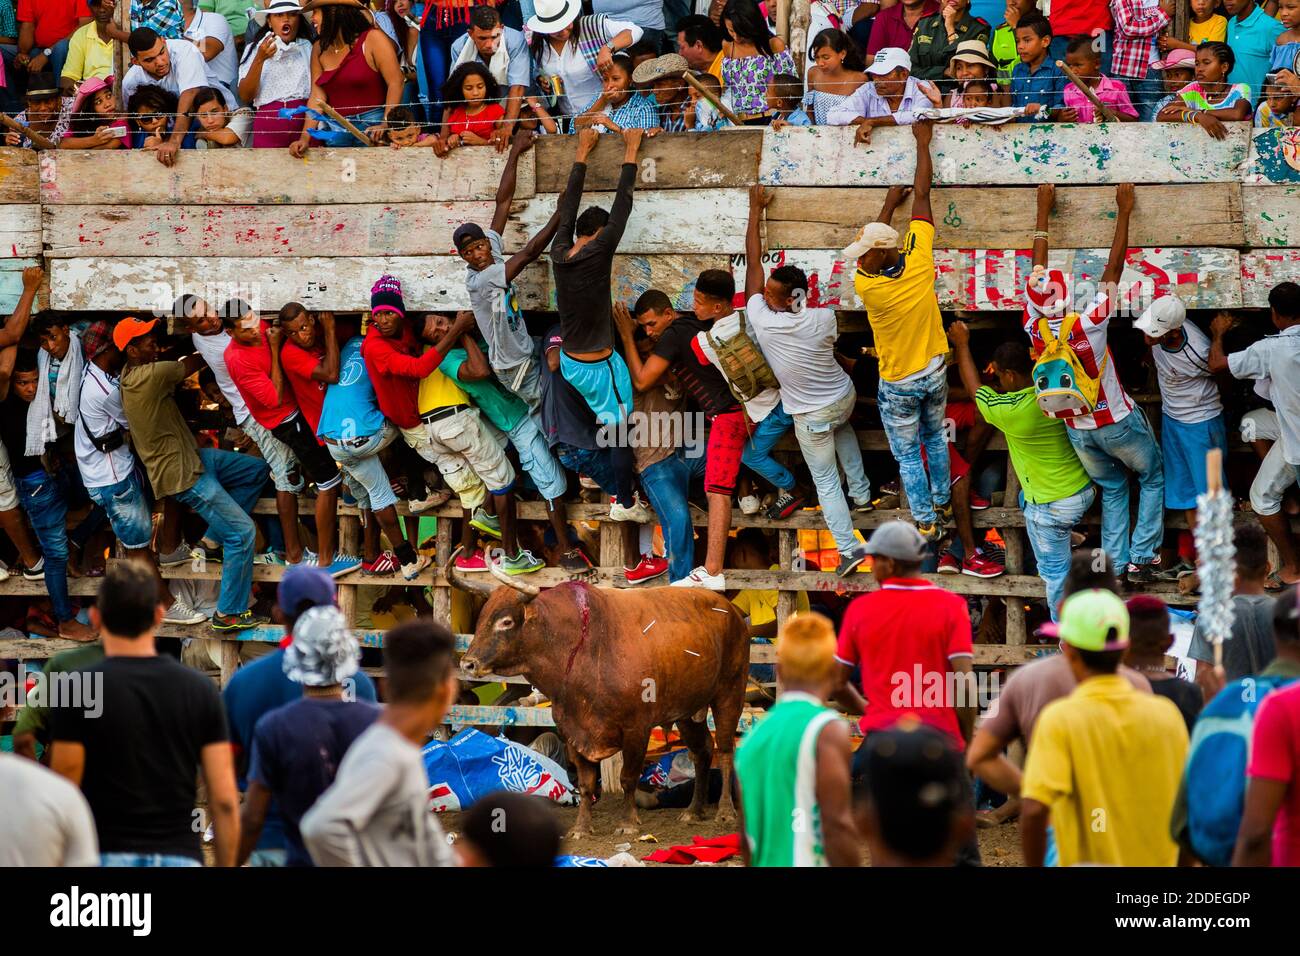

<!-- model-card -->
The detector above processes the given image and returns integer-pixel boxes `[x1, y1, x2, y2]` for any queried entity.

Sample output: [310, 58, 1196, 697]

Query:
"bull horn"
[444, 545, 497, 598]
[488, 558, 541, 601]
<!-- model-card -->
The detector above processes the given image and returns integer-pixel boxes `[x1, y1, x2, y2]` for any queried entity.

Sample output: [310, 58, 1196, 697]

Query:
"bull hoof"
[566, 827, 593, 840]
[714, 807, 737, 825]
[614, 822, 638, 835]
[679, 809, 707, 823]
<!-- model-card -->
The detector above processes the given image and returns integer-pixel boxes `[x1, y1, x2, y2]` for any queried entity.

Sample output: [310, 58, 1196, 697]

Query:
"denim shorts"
[270, 413, 342, 491]
[508, 413, 567, 501]
[0, 438, 17, 511]
[239, 413, 303, 494]
[327, 424, 399, 513]
[101, 852, 202, 867]
[87, 471, 154, 551]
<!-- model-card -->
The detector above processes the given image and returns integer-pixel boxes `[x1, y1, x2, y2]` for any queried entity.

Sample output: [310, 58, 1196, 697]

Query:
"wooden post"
[776, 528, 796, 632]
[114, 0, 131, 105]
[1003, 460, 1026, 646]
[775, 0, 792, 45]
[1174, 0, 1189, 42]
[599, 521, 622, 577]
[337, 513, 362, 624]
[219, 640, 240, 687]
[789, 0, 812, 77]
[433, 517, 452, 629]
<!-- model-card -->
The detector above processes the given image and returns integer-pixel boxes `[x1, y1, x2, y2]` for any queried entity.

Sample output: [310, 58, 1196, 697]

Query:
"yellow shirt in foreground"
[732, 565, 810, 626]
[1189, 15, 1227, 44]
[1021, 674, 1188, 867]
[853, 219, 949, 383]
[62, 22, 115, 84]
[417, 366, 469, 415]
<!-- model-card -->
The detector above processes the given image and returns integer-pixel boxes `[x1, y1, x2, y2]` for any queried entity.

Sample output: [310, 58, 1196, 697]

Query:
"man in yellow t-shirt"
[59, 0, 114, 94]
[1020, 590, 1189, 867]
[842, 122, 950, 542]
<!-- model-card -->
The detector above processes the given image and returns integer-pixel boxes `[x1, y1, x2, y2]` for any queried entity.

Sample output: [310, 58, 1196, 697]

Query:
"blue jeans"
[742, 403, 796, 492]
[419, 16, 469, 124]
[791, 390, 871, 555]
[173, 449, 269, 616]
[640, 450, 707, 581]
[557, 445, 617, 498]
[101, 852, 201, 867]
[1022, 484, 1097, 620]
[87, 471, 154, 551]
[18, 470, 74, 622]
[1124, 74, 1163, 122]
[877, 364, 950, 526]
[1065, 408, 1164, 569]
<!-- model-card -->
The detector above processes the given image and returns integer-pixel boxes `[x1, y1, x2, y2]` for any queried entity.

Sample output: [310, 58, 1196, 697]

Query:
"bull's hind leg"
[674, 717, 714, 823]
[567, 743, 600, 838]
[614, 731, 650, 835]
[710, 686, 744, 825]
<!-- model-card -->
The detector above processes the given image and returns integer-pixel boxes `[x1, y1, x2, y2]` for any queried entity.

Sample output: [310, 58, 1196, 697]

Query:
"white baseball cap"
[867, 47, 912, 76]
[1134, 295, 1186, 336]
[842, 221, 901, 260]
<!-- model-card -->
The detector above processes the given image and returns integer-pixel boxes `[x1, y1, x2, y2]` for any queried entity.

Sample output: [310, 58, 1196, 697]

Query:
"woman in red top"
[434, 61, 504, 154]
[291, 0, 405, 156]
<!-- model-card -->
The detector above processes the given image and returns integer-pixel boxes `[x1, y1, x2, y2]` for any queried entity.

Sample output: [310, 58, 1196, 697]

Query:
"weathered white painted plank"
[732, 247, 1243, 311]
[49, 253, 728, 311]
[759, 124, 1251, 187]
[512, 189, 749, 254]
[534, 129, 764, 191]
[38, 147, 536, 204]
[0, 148, 38, 203]
[1241, 250, 1300, 305]
[0, 258, 40, 313]
[42, 202, 498, 258]
[1242, 185, 1300, 247]
[0, 204, 41, 258]
[1244, 126, 1300, 184]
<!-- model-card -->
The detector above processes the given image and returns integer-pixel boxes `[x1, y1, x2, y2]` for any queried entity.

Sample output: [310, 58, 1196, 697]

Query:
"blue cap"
[276, 564, 336, 620]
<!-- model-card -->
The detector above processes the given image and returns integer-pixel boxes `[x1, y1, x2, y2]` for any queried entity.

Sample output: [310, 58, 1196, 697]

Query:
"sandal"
[1265, 570, 1289, 592]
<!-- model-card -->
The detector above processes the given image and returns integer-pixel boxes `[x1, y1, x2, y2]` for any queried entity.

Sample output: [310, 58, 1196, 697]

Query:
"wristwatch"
[605, 40, 617, 53]
[42, 47, 53, 57]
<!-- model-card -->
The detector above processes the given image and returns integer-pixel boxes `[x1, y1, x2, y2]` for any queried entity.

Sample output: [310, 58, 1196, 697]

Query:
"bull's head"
[446, 547, 539, 679]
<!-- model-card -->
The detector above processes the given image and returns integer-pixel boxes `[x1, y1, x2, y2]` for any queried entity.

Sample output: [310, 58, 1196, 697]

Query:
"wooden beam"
[1242, 185, 1300, 247]
[0, 148, 38, 203]
[1242, 250, 1300, 305]
[532, 130, 763, 192]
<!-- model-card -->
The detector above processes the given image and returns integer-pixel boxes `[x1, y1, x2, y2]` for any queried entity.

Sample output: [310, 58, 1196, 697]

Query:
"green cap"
[1048, 589, 1130, 652]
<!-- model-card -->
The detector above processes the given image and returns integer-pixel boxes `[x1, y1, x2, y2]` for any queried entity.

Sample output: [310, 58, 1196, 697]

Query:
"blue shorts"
[86, 472, 154, 551]
[1161, 412, 1226, 510]
[559, 351, 632, 427]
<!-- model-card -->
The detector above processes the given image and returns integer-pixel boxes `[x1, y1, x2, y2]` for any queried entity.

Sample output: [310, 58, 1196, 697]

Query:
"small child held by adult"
[685, 71, 733, 130]
[767, 72, 812, 129]
[574, 54, 661, 134]
[1257, 72, 1300, 126]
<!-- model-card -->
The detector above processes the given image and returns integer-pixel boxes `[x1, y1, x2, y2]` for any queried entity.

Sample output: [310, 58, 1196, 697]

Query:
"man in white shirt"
[826, 46, 939, 141]
[75, 321, 200, 625]
[181, 0, 239, 102]
[122, 26, 229, 165]
[0, 753, 99, 866]
[448, 4, 531, 145]
[744, 185, 873, 576]
[1211, 281, 1300, 589]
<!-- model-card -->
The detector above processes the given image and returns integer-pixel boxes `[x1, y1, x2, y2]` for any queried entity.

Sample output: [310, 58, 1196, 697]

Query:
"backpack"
[1031, 313, 1107, 420]
[1180, 673, 1297, 866]
[705, 313, 779, 403]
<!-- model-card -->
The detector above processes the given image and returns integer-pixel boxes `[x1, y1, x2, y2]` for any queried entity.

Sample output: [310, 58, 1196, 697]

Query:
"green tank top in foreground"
[734, 692, 837, 867]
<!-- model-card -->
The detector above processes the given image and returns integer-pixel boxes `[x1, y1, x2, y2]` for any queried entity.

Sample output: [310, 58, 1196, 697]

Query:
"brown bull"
[452, 556, 749, 836]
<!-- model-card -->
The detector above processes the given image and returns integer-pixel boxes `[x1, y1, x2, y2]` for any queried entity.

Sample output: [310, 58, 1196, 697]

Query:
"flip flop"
[1266, 571, 1289, 592]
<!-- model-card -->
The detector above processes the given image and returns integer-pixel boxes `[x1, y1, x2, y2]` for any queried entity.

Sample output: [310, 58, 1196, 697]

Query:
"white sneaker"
[669, 566, 726, 590]
[738, 495, 761, 516]
[610, 494, 654, 523]
[408, 489, 451, 514]
[401, 553, 433, 581]
[163, 599, 207, 626]
[0, 561, 9, 583]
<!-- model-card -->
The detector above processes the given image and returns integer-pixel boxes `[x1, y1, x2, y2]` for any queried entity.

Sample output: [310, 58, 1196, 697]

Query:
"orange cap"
[113, 317, 158, 351]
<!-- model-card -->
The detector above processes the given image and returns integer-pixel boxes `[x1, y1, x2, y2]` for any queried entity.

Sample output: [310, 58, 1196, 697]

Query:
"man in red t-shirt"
[834, 521, 975, 759]
[15, 0, 91, 82]
[223, 306, 358, 579]
[1046, 0, 1114, 71]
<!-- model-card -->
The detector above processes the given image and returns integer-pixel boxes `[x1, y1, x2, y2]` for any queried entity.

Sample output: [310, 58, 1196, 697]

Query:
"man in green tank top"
[735, 613, 859, 866]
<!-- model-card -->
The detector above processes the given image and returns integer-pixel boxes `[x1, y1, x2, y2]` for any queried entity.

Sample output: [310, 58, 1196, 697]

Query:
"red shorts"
[920, 402, 972, 485]
[704, 409, 748, 496]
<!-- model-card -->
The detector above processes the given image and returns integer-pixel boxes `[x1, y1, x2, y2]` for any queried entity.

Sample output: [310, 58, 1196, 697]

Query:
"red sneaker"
[624, 554, 669, 584]
[961, 551, 1005, 578]
[937, 551, 961, 574]
[969, 490, 991, 510]
[455, 549, 490, 572]
[362, 551, 400, 576]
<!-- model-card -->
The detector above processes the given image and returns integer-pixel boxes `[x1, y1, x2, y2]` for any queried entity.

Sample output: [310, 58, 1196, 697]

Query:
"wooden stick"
[317, 102, 379, 147]
[0, 113, 57, 151]
[683, 71, 744, 127]
[1055, 60, 1120, 123]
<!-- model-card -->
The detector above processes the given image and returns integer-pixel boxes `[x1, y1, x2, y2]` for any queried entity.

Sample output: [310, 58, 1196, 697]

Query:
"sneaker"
[937, 551, 961, 574]
[157, 545, 189, 568]
[1155, 558, 1195, 582]
[211, 610, 268, 632]
[163, 599, 207, 625]
[669, 566, 726, 590]
[408, 489, 452, 513]
[915, 522, 943, 544]
[0, 561, 9, 584]
[401, 553, 434, 581]
[560, 548, 592, 572]
[454, 549, 489, 572]
[625, 553, 669, 584]
[19, 557, 44, 580]
[323, 554, 363, 579]
[253, 550, 286, 566]
[969, 490, 991, 510]
[362, 551, 400, 576]
[288, 548, 319, 567]
[852, 497, 876, 514]
[191, 542, 223, 564]
[499, 549, 545, 575]
[578, 474, 600, 490]
[738, 495, 762, 516]
[470, 508, 502, 539]
[1126, 561, 1161, 585]
[934, 501, 953, 525]
[766, 491, 806, 520]
[610, 494, 654, 523]
[961, 551, 1006, 578]
[836, 547, 869, 577]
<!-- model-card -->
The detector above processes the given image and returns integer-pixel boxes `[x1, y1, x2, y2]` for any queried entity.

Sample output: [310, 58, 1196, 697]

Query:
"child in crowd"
[956, 78, 997, 107]
[1010, 13, 1065, 118]
[1124, 596, 1204, 733]
[436, 62, 506, 153]
[1150, 48, 1197, 115]
[1256, 72, 1300, 126]
[686, 71, 733, 130]
[576, 54, 661, 133]
[947, 40, 1003, 106]
[1271, 0, 1300, 75]
[383, 105, 434, 147]
[59, 76, 128, 150]
[128, 85, 194, 150]
[767, 72, 812, 128]
[192, 86, 244, 149]
[1189, 0, 1227, 43]
[1158, 41, 1252, 137]
[1060, 34, 1139, 122]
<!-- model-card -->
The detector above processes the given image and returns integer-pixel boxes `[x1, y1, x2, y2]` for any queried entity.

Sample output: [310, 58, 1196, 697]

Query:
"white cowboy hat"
[250, 0, 305, 25]
[527, 0, 580, 35]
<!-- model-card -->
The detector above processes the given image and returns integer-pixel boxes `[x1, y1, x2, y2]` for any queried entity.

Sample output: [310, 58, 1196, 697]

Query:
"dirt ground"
[440, 798, 1025, 866]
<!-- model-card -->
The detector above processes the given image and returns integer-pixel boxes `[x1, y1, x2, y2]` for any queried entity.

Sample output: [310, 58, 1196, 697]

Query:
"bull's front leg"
[713, 750, 736, 825]
[569, 752, 599, 838]
[614, 731, 651, 836]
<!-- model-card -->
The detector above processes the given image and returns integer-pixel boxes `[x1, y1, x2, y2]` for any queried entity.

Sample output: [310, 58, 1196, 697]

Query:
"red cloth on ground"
[643, 833, 742, 864]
